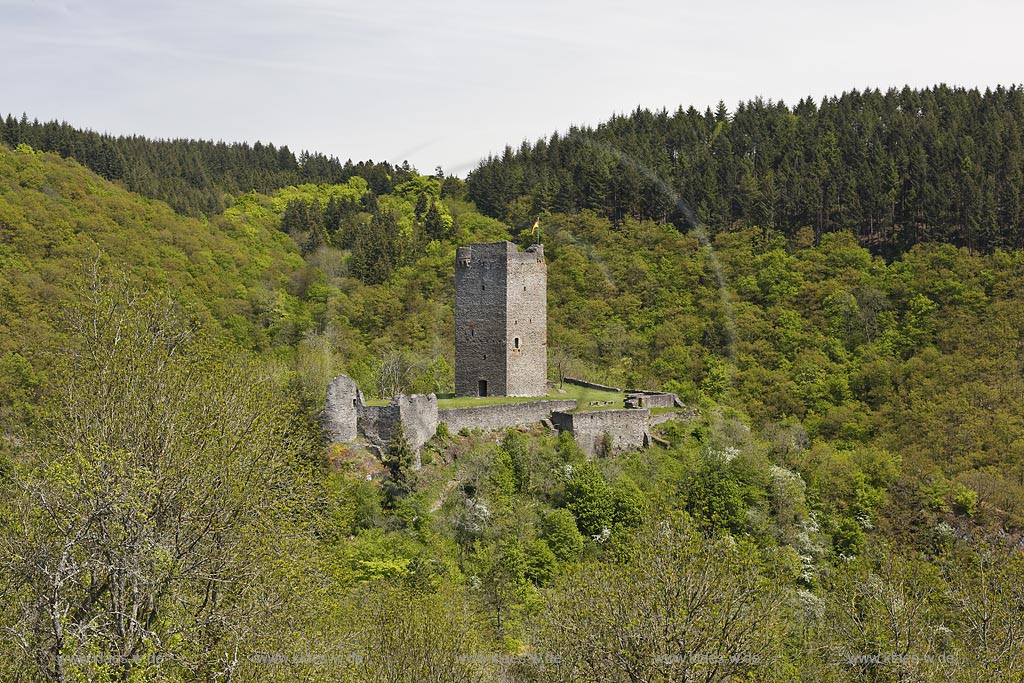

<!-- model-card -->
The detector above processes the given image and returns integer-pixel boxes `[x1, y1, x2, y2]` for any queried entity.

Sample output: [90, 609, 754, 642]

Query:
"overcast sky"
[3, 0, 1023, 176]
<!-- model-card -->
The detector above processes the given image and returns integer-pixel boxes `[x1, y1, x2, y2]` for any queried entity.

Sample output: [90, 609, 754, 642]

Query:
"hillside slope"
[468, 84, 1024, 255]
[0, 144, 307, 354]
[0, 114, 430, 216]
[2, 136, 1024, 680]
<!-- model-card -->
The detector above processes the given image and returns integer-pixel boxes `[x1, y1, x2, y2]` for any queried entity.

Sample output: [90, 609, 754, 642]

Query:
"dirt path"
[430, 478, 459, 513]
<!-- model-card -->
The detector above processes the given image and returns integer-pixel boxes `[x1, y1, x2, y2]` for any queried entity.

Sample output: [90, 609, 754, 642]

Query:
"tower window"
[514, 337, 520, 349]
[523, 286, 527, 291]
[482, 284, 485, 291]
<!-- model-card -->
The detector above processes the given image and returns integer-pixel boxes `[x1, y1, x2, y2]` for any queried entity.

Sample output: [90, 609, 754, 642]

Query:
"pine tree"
[414, 192, 428, 222]
[350, 206, 400, 284]
[424, 198, 446, 241]
[381, 424, 414, 507]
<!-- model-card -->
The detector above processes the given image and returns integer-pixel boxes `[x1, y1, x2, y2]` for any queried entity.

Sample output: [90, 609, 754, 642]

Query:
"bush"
[541, 509, 586, 563]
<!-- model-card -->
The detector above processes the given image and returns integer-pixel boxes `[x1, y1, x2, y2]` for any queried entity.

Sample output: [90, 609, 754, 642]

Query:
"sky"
[2, 0, 1023, 177]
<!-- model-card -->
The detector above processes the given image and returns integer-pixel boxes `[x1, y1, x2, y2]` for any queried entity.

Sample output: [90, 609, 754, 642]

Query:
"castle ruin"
[321, 240, 688, 458]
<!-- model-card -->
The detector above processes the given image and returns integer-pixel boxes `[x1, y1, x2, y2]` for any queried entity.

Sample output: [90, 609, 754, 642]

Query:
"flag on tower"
[531, 216, 540, 235]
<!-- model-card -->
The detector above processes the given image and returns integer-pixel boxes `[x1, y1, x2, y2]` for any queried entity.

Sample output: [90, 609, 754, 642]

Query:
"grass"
[556, 383, 625, 411]
[436, 393, 557, 409]
[363, 381, 626, 411]
[434, 382, 625, 411]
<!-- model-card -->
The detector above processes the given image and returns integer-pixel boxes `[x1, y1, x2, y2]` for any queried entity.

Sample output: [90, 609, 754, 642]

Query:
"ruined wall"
[322, 371, 674, 463]
[354, 404, 398, 448]
[505, 244, 547, 396]
[396, 394, 439, 452]
[439, 399, 576, 434]
[455, 242, 547, 397]
[356, 395, 438, 454]
[321, 374, 361, 443]
[563, 377, 624, 393]
[551, 409, 650, 456]
[625, 391, 679, 409]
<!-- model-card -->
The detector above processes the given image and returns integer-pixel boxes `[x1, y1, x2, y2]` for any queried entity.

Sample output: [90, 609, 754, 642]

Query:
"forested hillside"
[468, 85, 1024, 255]
[0, 144, 501, 417]
[2, 106, 1024, 683]
[0, 114, 433, 217]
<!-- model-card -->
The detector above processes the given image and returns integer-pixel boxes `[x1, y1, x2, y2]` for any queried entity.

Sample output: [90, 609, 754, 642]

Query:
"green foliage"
[532, 514, 786, 682]
[681, 448, 750, 534]
[563, 460, 615, 538]
[562, 461, 646, 541]
[0, 284, 320, 680]
[6, 97, 1024, 680]
[540, 509, 586, 564]
[0, 117, 414, 216]
[382, 424, 415, 507]
[499, 430, 530, 493]
[474, 535, 531, 635]
[830, 516, 867, 557]
[524, 538, 558, 585]
[951, 483, 979, 517]
[469, 85, 1024, 255]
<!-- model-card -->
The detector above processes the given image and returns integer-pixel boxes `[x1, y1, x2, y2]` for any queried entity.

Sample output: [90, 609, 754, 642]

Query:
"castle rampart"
[438, 400, 576, 434]
[550, 408, 651, 455]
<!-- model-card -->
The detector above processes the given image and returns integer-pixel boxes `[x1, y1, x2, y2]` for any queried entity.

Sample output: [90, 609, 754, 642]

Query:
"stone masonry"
[438, 400, 577, 434]
[321, 374, 362, 443]
[322, 375, 437, 454]
[323, 373, 685, 458]
[455, 242, 546, 397]
[320, 241, 691, 459]
[550, 408, 652, 456]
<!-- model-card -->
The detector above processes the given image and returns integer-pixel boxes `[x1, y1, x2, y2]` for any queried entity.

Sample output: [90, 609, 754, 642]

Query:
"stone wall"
[505, 244, 547, 396]
[322, 373, 678, 461]
[322, 376, 575, 454]
[354, 404, 398, 448]
[439, 399, 577, 434]
[396, 394, 439, 452]
[356, 394, 438, 455]
[551, 408, 651, 456]
[625, 391, 679, 409]
[455, 242, 547, 398]
[321, 374, 361, 443]
[563, 377, 624, 393]
[455, 243, 508, 397]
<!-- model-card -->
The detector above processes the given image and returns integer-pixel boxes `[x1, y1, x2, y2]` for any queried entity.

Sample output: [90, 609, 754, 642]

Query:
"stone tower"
[455, 241, 547, 397]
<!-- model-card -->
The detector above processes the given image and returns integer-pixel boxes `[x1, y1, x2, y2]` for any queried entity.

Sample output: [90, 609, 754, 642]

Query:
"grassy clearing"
[556, 383, 625, 411]
[436, 393, 556, 409]
[433, 382, 624, 410]
[364, 382, 625, 410]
